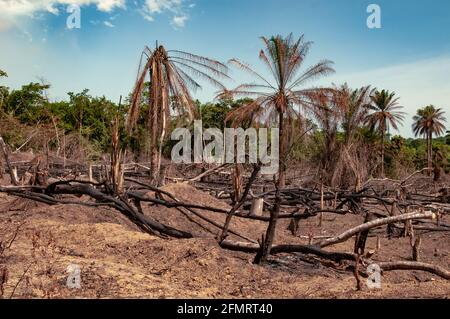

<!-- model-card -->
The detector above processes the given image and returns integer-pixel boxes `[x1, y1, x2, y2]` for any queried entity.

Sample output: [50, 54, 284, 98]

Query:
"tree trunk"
[427, 131, 432, 176]
[380, 120, 385, 177]
[155, 67, 168, 185]
[149, 69, 160, 184]
[0, 135, 19, 185]
[111, 114, 123, 193]
[257, 111, 285, 263]
[232, 163, 243, 205]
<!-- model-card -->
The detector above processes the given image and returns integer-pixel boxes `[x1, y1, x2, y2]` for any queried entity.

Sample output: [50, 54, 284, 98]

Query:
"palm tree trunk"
[258, 111, 285, 263]
[427, 131, 432, 176]
[149, 64, 160, 184]
[150, 107, 159, 183]
[156, 84, 168, 185]
[380, 121, 385, 177]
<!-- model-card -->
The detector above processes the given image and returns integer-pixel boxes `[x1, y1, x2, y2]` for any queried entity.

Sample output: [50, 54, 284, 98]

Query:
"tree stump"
[250, 198, 264, 216]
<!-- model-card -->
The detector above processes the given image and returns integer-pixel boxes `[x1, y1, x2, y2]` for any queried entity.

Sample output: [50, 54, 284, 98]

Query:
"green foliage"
[0, 70, 447, 178]
[432, 138, 450, 173]
[2, 80, 122, 154]
[385, 135, 416, 176]
[412, 105, 447, 137]
[4, 82, 50, 123]
[0, 72, 8, 112]
[199, 101, 231, 130]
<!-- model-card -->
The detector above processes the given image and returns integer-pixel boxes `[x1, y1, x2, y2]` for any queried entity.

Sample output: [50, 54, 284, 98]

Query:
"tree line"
[0, 37, 449, 183]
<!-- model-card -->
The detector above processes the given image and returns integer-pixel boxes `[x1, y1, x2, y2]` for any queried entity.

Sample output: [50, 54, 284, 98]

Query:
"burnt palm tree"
[412, 105, 446, 174]
[126, 44, 229, 183]
[224, 34, 334, 262]
[311, 91, 340, 187]
[324, 84, 373, 189]
[366, 90, 405, 177]
[336, 84, 373, 146]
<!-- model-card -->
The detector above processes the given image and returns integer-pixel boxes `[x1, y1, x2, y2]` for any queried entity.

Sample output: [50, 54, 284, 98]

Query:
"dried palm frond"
[126, 43, 229, 183]
[225, 34, 334, 131]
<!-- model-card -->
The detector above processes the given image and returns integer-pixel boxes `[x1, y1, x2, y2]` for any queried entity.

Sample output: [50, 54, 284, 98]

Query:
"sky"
[0, 0, 449, 137]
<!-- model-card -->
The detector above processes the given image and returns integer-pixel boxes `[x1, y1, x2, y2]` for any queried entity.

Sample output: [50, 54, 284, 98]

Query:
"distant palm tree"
[126, 44, 229, 183]
[366, 90, 405, 177]
[224, 34, 334, 262]
[412, 105, 446, 174]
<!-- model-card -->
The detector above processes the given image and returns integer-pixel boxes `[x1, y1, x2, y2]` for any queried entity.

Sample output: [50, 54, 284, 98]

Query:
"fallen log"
[126, 180, 256, 243]
[0, 182, 193, 239]
[317, 211, 436, 248]
[219, 239, 356, 262]
[220, 240, 450, 280]
[187, 164, 231, 182]
[377, 261, 450, 280]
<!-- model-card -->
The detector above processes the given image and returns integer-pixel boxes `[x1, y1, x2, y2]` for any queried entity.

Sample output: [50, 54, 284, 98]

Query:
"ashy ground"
[0, 181, 449, 299]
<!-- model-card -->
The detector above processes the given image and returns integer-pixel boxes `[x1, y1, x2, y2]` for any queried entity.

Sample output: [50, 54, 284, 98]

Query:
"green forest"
[1, 67, 448, 180]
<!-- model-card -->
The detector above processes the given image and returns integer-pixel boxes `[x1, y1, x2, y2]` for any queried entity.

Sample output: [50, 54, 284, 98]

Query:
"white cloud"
[0, 0, 195, 30]
[144, 0, 182, 13]
[142, 0, 193, 28]
[142, 13, 154, 22]
[0, 0, 126, 17]
[171, 14, 187, 28]
[0, 0, 125, 30]
[103, 20, 114, 27]
[45, 4, 60, 15]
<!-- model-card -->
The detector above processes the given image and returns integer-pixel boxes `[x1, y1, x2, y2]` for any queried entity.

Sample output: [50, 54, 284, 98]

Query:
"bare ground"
[0, 181, 449, 299]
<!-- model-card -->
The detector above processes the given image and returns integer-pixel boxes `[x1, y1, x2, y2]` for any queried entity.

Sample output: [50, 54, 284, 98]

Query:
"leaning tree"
[224, 34, 334, 262]
[126, 44, 229, 184]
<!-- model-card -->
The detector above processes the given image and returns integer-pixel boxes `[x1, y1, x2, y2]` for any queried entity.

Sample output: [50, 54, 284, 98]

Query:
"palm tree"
[366, 90, 405, 177]
[336, 84, 373, 146]
[412, 105, 446, 174]
[126, 44, 229, 183]
[311, 91, 340, 187]
[224, 34, 334, 262]
[327, 84, 373, 189]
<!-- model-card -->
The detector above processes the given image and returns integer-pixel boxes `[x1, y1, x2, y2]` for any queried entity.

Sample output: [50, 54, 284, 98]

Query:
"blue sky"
[0, 0, 449, 136]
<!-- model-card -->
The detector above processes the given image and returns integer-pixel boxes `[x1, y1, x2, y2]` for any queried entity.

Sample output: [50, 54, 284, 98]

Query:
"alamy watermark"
[66, 264, 81, 289]
[367, 4, 381, 29]
[171, 121, 279, 175]
[366, 263, 382, 289]
[66, 5, 81, 29]
[64, 4, 380, 30]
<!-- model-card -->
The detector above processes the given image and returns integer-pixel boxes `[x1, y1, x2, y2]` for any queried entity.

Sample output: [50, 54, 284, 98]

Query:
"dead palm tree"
[335, 84, 373, 145]
[126, 44, 229, 183]
[310, 91, 340, 187]
[412, 105, 446, 174]
[224, 34, 334, 262]
[309, 85, 372, 205]
[329, 84, 373, 189]
[366, 90, 405, 177]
